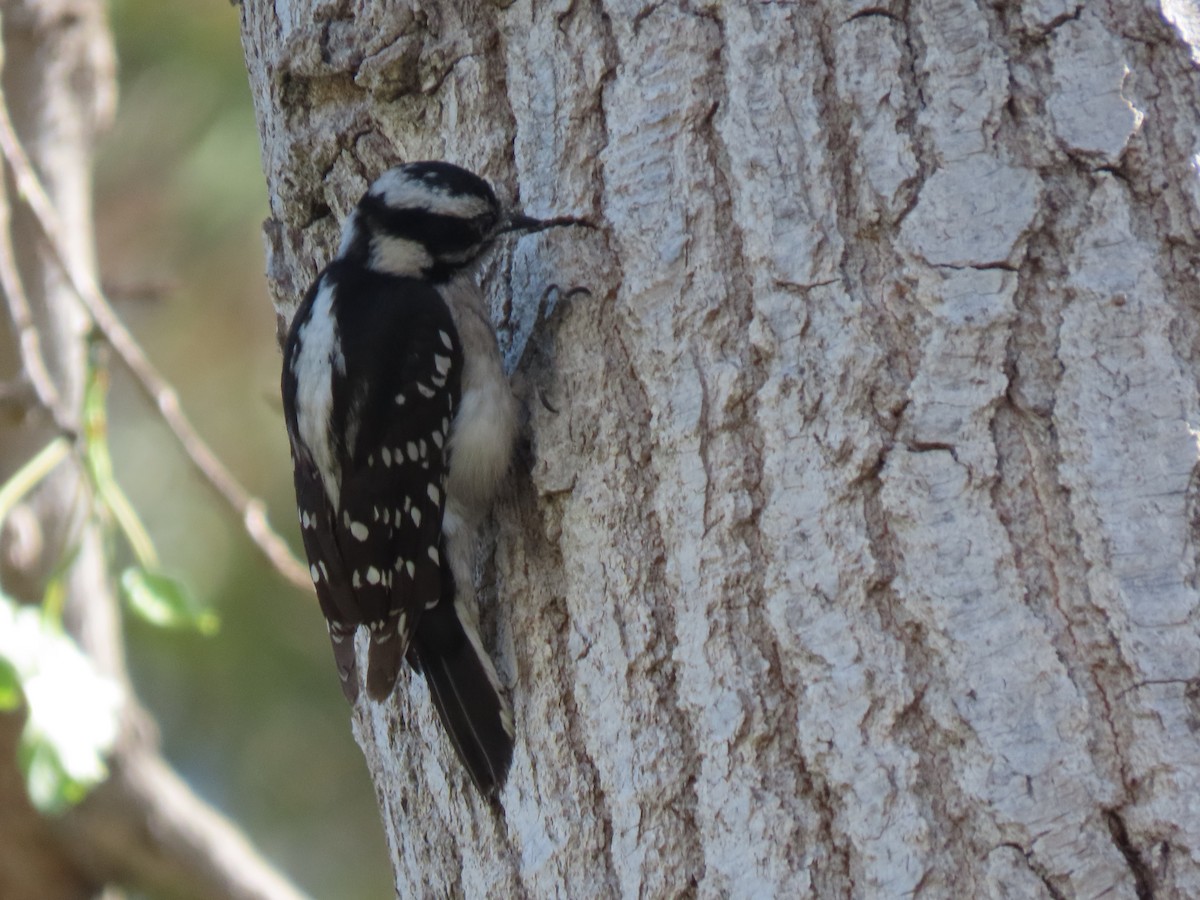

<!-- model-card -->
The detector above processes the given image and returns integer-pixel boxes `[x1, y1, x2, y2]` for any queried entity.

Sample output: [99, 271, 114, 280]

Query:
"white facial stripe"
[369, 168, 495, 220]
[293, 279, 343, 508]
[434, 243, 486, 266]
[370, 234, 433, 276]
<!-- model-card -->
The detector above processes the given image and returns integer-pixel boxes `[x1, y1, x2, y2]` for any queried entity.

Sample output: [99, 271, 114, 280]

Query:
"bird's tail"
[411, 592, 513, 798]
[327, 621, 360, 703]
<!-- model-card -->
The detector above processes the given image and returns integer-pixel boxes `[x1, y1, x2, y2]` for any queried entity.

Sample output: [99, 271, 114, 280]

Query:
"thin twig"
[0, 161, 76, 436]
[66, 743, 316, 900]
[0, 436, 70, 525]
[0, 91, 311, 591]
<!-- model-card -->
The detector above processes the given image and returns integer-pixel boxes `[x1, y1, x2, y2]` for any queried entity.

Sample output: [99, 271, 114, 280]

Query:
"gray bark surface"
[242, 2, 1200, 896]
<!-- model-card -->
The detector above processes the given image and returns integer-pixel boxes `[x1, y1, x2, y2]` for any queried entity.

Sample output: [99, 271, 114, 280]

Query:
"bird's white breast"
[291, 278, 344, 509]
[439, 278, 518, 520]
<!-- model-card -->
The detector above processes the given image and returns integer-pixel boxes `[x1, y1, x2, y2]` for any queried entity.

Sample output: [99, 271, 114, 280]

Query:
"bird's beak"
[502, 211, 594, 234]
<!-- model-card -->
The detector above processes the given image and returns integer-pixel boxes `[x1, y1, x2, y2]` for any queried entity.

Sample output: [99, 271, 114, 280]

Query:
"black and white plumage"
[281, 161, 582, 796]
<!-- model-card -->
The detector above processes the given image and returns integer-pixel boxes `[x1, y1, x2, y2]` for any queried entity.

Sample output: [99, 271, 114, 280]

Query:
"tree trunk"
[0, 3, 121, 895]
[0, 4, 312, 898]
[241, 1, 1200, 896]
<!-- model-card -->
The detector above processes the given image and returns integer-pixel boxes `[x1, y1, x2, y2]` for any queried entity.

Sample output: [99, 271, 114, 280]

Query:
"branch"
[61, 740, 314, 900]
[0, 155, 75, 436]
[0, 91, 310, 592]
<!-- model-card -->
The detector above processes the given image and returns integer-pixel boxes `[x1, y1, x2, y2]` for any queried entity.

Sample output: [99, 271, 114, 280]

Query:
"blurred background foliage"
[95, 1, 390, 897]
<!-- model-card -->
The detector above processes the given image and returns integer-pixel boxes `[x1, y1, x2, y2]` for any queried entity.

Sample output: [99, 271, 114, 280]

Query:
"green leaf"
[0, 595, 121, 814]
[120, 566, 218, 635]
[19, 734, 87, 815]
[0, 655, 20, 711]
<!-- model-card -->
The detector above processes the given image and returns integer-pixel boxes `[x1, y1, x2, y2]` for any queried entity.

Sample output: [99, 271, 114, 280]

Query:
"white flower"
[0, 597, 122, 787]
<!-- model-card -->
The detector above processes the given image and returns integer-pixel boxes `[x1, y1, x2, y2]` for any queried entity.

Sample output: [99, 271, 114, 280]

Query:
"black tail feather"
[414, 600, 513, 797]
[365, 625, 406, 701]
[328, 626, 359, 703]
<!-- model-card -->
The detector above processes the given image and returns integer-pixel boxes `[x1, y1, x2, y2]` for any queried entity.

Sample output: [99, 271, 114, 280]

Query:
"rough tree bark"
[242, 1, 1200, 897]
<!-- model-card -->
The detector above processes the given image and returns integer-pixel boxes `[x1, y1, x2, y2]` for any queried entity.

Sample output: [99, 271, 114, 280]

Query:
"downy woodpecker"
[281, 161, 583, 796]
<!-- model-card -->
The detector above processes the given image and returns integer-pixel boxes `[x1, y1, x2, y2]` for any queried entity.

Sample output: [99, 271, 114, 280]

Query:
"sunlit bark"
[242, 2, 1200, 896]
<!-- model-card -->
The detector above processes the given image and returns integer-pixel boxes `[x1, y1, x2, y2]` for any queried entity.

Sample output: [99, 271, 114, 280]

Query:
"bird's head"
[337, 161, 586, 282]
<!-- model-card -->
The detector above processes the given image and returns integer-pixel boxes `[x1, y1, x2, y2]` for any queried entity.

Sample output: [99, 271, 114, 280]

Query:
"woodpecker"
[280, 161, 584, 796]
